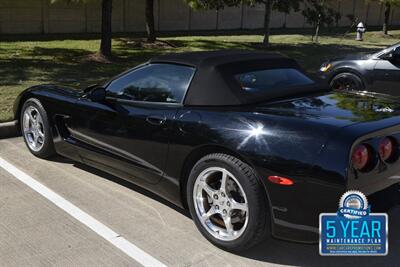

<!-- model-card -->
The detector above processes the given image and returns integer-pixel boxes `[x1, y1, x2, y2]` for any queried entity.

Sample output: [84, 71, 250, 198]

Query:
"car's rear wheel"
[330, 72, 364, 91]
[187, 153, 270, 251]
[21, 98, 56, 158]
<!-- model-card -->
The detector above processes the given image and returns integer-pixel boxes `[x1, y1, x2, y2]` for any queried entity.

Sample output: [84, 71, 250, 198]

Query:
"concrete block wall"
[242, 4, 264, 29]
[353, 0, 368, 23]
[392, 8, 400, 26]
[366, 1, 383, 26]
[0, 0, 399, 34]
[159, 0, 189, 31]
[190, 9, 217, 30]
[286, 3, 306, 28]
[48, 1, 86, 33]
[0, 0, 43, 34]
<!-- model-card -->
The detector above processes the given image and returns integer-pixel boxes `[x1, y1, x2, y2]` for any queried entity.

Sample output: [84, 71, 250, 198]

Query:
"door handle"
[146, 115, 167, 126]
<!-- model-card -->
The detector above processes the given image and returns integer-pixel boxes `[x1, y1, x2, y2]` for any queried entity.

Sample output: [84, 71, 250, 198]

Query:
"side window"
[235, 68, 315, 92]
[106, 64, 195, 103]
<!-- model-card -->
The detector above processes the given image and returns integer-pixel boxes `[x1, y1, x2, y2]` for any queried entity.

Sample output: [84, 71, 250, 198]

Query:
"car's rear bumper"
[269, 182, 400, 243]
[266, 177, 343, 244]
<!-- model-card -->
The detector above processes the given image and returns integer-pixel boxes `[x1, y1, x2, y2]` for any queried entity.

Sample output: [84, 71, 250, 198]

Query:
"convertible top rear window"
[235, 68, 315, 93]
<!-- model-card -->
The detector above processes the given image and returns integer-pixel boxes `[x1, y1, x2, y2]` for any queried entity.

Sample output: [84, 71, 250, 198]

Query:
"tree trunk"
[314, 21, 320, 43]
[383, 2, 391, 35]
[146, 0, 156, 42]
[100, 0, 112, 58]
[262, 0, 273, 47]
[314, 0, 324, 43]
[314, 13, 322, 43]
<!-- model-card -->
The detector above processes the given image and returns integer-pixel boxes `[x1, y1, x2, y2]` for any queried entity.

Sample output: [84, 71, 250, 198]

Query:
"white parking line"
[0, 157, 167, 267]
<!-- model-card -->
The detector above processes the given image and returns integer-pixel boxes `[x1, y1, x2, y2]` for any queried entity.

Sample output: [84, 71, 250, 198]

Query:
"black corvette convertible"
[14, 50, 400, 251]
[319, 42, 400, 95]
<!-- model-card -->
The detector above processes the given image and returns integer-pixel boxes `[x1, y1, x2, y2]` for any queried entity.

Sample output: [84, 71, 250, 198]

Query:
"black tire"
[187, 153, 270, 252]
[20, 98, 56, 159]
[330, 72, 364, 91]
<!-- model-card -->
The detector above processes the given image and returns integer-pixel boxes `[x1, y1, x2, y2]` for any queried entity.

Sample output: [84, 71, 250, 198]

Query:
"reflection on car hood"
[329, 53, 371, 62]
[257, 91, 400, 127]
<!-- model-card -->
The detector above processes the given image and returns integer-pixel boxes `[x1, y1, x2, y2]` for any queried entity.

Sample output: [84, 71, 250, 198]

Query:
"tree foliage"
[302, 1, 337, 27]
[376, 0, 400, 5]
[186, 0, 301, 14]
[330, 93, 398, 122]
[186, 0, 301, 47]
[373, 0, 400, 34]
[50, 0, 95, 3]
[302, 0, 340, 42]
[185, 0, 239, 9]
[258, 0, 302, 46]
[245, 0, 301, 13]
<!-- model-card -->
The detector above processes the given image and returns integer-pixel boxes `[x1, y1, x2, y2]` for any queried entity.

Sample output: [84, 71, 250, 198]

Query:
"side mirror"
[382, 47, 400, 62]
[83, 83, 99, 93]
[381, 53, 393, 61]
[392, 47, 400, 62]
[88, 87, 106, 102]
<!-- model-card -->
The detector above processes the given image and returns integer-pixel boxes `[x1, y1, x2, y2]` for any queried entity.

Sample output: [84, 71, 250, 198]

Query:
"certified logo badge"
[338, 191, 370, 219]
[320, 190, 388, 256]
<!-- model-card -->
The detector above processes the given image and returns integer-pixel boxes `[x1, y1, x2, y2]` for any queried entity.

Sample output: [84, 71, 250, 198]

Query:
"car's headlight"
[320, 63, 332, 72]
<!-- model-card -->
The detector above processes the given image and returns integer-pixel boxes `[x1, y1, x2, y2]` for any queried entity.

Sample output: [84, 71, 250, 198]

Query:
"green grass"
[1, 30, 399, 122]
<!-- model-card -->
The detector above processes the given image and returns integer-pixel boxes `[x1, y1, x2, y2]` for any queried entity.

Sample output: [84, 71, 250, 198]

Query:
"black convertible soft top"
[150, 50, 322, 106]
[150, 50, 286, 67]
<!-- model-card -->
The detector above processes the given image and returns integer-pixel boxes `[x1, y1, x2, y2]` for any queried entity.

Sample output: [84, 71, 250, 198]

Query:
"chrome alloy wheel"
[22, 106, 45, 152]
[193, 167, 249, 241]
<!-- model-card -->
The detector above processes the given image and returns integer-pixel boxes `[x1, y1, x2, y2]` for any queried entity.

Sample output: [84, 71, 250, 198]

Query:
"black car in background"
[319, 42, 400, 95]
[13, 51, 400, 251]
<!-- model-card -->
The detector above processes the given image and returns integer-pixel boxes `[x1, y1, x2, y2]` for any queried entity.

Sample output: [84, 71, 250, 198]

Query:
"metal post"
[216, 9, 219, 30]
[41, 0, 49, 34]
[84, 3, 88, 33]
[157, 0, 161, 31]
[122, 0, 126, 32]
[188, 6, 192, 30]
[378, 2, 383, 24]
[337, 0, 341, 27]
[390, 7, 394, 26]
[240, 3, 244, 30]
[284, 12, 287, 28]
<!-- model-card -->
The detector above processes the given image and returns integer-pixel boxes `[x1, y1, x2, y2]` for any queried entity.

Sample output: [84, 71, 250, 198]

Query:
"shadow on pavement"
[72, 162, 191, 218]
[52, 156, 398, 267]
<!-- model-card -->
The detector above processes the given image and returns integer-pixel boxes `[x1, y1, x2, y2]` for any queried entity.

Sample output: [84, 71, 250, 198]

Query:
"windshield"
[235, 68, 316, 93]
[374, 42, 400, 57]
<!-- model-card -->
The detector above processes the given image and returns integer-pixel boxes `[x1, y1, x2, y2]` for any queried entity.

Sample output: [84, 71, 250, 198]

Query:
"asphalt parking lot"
[0, 136, 399, 267]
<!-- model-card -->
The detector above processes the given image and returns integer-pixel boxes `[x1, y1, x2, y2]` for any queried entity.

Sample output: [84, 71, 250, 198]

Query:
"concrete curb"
[0, 120, 20, 139]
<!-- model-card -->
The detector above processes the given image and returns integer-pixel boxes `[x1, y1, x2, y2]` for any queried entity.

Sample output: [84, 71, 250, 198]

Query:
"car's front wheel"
[21, 98, 56, 159]
[330, 72, 364, 91]
[187, 153, 270, 251]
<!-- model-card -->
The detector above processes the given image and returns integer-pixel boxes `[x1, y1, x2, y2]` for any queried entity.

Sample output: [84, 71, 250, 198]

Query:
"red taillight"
[379, 137, 396, 161]
[352, 144, 371, 171]
[268, 176, 294, 186]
